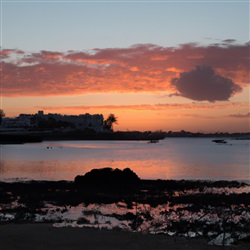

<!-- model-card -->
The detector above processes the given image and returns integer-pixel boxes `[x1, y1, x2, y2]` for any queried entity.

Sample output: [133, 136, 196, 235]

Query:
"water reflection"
[2, 195, 249, 237]
[1, 138, 249, 181]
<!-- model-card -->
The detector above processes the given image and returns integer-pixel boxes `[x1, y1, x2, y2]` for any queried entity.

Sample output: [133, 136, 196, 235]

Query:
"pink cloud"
[1, 43, 249, 99]
[0, 49, 24, 59]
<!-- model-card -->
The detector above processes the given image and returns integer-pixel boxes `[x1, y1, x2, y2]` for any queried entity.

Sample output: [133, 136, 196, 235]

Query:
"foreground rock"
[74, 168, 140, 191]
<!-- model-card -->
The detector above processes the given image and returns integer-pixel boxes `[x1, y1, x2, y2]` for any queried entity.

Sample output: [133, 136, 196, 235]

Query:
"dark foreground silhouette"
[0, 168, 248, 207]
[1, 168, 249, 247]
[3, 224, 249, 250]
[74, 167, 140, 190]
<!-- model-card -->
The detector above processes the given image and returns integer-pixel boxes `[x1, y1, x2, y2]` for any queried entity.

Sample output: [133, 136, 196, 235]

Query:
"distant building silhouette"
[1, 111, 104, 132]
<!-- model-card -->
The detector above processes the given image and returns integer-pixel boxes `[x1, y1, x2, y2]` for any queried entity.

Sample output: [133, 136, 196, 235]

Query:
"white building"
[1, 111, 104, 132]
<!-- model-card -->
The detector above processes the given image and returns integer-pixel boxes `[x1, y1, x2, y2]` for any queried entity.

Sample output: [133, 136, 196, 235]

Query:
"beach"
[1, 223, 249, 250]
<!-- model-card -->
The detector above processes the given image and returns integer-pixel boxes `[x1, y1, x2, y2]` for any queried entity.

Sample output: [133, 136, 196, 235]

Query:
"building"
[1, 111, 104, 132]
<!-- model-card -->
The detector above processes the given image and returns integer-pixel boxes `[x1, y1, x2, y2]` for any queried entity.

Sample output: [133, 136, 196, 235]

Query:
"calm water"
[0, 138, 249, 182]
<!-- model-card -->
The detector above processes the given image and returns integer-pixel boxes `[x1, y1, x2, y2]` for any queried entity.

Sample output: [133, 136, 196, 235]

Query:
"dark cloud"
[171, 66, 242, 102]
[222, 39, 237, 43]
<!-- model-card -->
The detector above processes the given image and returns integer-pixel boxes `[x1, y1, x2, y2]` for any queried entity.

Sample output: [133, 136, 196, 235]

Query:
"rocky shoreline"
[1, 178, 249, 248]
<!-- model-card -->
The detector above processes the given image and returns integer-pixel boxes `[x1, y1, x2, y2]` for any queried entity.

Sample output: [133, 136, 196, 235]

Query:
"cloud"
[229, 112, 250, 118]
[222, 39, 237, 44]
[1, 43, 249, 98]
[0, 49, 24, 60]
[171, 66, 242, 102]
[0, 49, 12, 59]
[35, 102, 249, 112]
[174, 114, 216, 119]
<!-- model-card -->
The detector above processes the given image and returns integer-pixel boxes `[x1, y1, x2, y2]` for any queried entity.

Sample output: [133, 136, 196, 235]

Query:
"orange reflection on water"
[1, 158, 216, 181]
[1, 159, 176, 181]
[1, 138, 249, 182]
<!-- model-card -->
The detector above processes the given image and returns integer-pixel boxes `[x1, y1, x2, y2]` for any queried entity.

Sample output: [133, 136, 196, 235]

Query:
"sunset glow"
[1, 1, 249, 132]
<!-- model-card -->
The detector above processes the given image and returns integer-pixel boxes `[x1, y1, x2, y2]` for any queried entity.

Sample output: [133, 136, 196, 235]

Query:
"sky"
[1, 0, 249, 132]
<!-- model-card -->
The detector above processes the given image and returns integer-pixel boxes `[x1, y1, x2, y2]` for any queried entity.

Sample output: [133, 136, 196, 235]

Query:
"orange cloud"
[229, 112, 250, 118]
[166, 67, 182, 73]
[2, 43, 249, 100]
[35, 102, 249, 112]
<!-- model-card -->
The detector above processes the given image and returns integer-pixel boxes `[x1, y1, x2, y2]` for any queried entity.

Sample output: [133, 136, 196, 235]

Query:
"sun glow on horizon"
[3, 88, 249, 133]
[1, 1, 249, 133]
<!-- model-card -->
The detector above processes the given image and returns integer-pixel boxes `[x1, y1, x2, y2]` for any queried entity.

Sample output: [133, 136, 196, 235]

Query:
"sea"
[0, 138, 249, 182]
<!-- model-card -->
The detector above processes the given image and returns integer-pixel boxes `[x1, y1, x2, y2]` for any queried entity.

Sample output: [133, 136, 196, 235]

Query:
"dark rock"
[74, 168, 140, 190]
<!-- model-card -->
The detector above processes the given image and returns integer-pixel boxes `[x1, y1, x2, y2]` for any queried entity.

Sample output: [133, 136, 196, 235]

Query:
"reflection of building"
[1, 111, 104, 132]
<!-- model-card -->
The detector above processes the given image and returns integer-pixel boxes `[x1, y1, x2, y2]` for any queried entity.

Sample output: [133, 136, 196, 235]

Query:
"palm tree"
[104, 114, 118, 131]
[0, 109, 5, 126]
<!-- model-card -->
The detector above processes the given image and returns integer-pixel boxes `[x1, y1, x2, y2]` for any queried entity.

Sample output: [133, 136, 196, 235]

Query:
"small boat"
[148, 139, 159, 143]
[212, 139, 227, 144]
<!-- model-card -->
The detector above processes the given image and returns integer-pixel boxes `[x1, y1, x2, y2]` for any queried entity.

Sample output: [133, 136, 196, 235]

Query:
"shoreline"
[0, 130, 249, 144]
[1, 179, 249, 248]
[1, 223, 249, 250]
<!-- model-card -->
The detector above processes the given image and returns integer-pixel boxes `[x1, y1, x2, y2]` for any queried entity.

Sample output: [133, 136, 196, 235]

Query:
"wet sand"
[1, 223, 249, 250]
